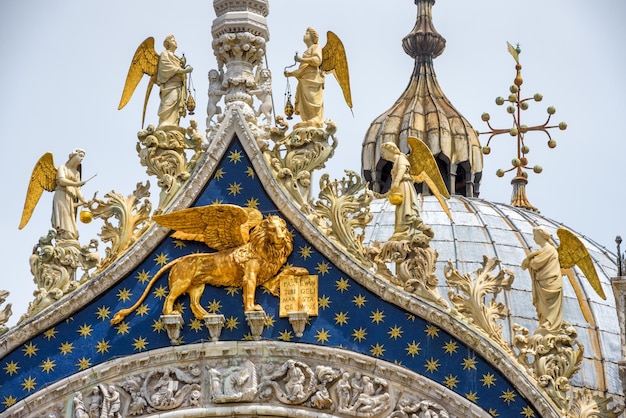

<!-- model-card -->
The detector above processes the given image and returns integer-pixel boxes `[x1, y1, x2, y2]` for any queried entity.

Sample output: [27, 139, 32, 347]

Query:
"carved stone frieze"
[388, 397, 450, 418]
[12, 342, 487, 418]
[209, 358, 258, 403]
[444, 256, 514, 353]
[69, 364, 201, 418]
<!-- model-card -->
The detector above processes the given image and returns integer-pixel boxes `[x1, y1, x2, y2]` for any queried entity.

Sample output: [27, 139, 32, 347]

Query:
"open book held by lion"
[111, 205, 308, 324]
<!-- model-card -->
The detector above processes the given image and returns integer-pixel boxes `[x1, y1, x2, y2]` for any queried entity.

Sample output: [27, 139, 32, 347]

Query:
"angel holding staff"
[19, 149, 91, 241]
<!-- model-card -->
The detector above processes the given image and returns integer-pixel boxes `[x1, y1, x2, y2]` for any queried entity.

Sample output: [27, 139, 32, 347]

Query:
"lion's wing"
[153, 204, 262, 250]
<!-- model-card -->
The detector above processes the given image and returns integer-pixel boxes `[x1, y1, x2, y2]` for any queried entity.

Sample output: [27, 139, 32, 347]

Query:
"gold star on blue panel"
[0, 138, 538, 417]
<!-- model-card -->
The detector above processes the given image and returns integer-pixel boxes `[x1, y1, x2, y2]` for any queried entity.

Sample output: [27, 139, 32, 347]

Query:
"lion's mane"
[235, 215, 293, 285]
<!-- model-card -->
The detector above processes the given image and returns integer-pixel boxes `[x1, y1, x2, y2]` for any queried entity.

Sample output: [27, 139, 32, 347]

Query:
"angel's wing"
[321, 31, 353, 112]
[556, 228, 606, 300]
[118, 37, 160, 128]
[153, 204, 263, 250]
[19, 152, 57, 230]
[406, 137, 452, 221]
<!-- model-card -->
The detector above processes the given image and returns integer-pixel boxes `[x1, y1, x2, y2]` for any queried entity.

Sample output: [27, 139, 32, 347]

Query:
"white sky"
[1, 1, 624, 326]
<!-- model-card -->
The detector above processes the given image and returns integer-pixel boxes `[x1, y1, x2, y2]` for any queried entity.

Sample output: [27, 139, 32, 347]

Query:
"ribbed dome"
[362, 0, 483, 198]
[363, 195, 621, 398]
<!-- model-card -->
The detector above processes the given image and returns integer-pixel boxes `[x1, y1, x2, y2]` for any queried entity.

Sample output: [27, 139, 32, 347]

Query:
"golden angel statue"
[19, 150, 90, 241]
[522, 226, 606, 334]
[111, 204, 308, 324]
[118, 35, 193, 129]
[380, 138, 451, 241]
[284, 28, 352, 129]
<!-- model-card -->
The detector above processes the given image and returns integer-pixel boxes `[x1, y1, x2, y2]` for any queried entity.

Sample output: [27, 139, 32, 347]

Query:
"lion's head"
[250, 215, 292, 251]
[249, 215, 294, 279]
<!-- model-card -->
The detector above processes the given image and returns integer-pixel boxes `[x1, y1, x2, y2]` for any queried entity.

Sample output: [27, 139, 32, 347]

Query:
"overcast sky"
[1, 1, 624, 326]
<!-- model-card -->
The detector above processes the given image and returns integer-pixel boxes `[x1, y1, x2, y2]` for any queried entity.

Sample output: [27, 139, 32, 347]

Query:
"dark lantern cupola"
[362, 0, 483, 197]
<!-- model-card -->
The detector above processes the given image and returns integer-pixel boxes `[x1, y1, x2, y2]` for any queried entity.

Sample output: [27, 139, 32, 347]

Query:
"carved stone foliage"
[312, 171, 374, 267]
[265, 123, 377, 271]
[367, 230, 447, 309]
[568, 388, 623, 418]
[18, 231, 99, 324]
[88, 181, 152, 271]
[136, 122, 205, 212]
[513, 322, 584, 414]
[213, 32, 266, 81]
[264, 122, 338, 213]
[0, 290, 12, 335]
[207, 32, 274, 144]
[444, 256, 514, 353]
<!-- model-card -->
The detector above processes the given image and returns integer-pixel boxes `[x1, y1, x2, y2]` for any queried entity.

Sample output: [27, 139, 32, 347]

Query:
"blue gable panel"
[0, 137, 536, 417]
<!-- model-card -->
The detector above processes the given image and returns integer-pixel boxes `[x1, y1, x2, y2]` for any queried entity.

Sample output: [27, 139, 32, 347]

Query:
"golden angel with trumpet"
[118, 35, 193, 129]
[284, 28, 352, 129]
[19, 150, 94, 241]
[380, 137, 452, 241]
[522, 226, 606, 333]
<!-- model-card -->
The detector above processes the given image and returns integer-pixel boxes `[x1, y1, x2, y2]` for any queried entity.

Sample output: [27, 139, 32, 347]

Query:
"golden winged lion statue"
[111, 204, 308, 324]
[284, 28, 352, 129]
[118, 35, 193, 129]
[19, 150, 89, 240]
[522, 226, 606, 333]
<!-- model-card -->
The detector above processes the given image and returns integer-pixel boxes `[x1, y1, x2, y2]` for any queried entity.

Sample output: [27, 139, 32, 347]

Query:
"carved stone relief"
[88, 181, 152, 271]
[18, 230, 100, 324]
[15, 342, 484, 418]
[136, 122, 206, 212]
[444, 256, 513, 353]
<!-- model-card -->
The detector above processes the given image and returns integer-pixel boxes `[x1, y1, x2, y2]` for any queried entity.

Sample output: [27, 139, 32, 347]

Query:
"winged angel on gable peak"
[118, 35, 193, 129]
[522, 226, 606, 334]
[284, 27, 352, 129]
[111, 204, 309, 324]
[19, 150, 92, 241]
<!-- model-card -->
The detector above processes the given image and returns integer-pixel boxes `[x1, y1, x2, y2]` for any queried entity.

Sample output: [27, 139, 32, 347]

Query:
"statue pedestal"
[160, 314, 184, 345]
[244, 310, 266, 341]
[204, 314, 226, 342]
[288, 311, 309, 338]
